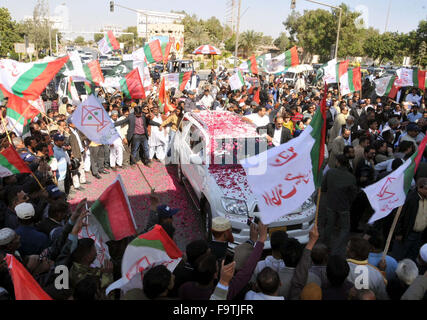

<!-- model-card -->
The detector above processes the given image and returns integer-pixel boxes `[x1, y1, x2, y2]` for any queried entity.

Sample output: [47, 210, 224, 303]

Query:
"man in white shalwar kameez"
[149, 106, 168, 162]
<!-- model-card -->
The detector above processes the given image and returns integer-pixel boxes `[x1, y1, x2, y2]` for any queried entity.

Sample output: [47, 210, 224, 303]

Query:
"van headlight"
[221, 197, 248, 216]
[301, 197, 314, 211]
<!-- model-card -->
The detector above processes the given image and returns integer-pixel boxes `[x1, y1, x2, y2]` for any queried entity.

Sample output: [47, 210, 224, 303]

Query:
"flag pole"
[30, 171, 45, 191]
[314, 187, 322, 227]
[6, 104, 34, 136]
[382, 205, 403, 262]
[136, 163, 155, 192]
[0, 111, 12, 145]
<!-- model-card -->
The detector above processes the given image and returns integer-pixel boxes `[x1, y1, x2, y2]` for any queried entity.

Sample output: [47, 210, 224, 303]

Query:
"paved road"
[69, 162, 203, 252]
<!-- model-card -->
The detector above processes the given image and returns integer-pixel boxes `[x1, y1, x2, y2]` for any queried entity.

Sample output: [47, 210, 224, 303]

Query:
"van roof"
[190, 110, 260, 140]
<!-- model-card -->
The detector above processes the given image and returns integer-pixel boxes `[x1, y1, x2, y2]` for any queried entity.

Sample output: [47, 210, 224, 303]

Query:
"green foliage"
[0, 7, 22, 57]
[273, 32, 292, 51]
[94, 33, 104, 43]
[239, 30, 263, 57]
[74, 36, 85, 46]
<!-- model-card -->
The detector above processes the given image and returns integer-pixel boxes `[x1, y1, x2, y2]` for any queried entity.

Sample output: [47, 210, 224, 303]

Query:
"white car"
[101, 57, 121, 68]
[173, 110, 316, 248]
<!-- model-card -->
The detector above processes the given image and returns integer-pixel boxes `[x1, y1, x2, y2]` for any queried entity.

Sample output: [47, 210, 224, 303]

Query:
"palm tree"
[239, 30, 262, 58]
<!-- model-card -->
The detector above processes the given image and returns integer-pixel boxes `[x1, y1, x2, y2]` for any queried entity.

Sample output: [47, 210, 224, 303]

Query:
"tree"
[16, 0, 57, 59]
[0, 7, 22, 57]
[239, 30, 262, 57]
[182, 14, 210, 54]
[94, 33, 104, 43]
[224, 34, 236, 52]
[273, 32, 292, 51]
[363, 32, 401, 64]
[74, 36, 85, 46]
[204, 17, 224, 45]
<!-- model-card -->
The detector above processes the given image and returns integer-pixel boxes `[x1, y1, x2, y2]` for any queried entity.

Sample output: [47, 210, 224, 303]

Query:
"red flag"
[249, 55, 259, 75]
[318, 83, 328, 175]
[253, 87, 260, 104]
[159, 77, 169, 113]
[5, 254, 52, 300]
[0, 146, 32, 175]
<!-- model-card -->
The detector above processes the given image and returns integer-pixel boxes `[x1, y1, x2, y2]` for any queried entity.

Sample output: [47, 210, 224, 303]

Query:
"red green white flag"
[0, 56, 69, 100]
[413, 68, 427, 90]
[364, 134, 427, 224]
[162, 72, 192, 91]
[144, 40, 164, 64]
[5, 254, 52, 300]
[374, 75, 398, 97]
[339, 67, 362, 96]
[105, 224, 183, 295]
[0, 146, 32, 177]
[240, 84, 328, 224]
[120, 66, 146, 99]
[83, 60, 104, 85]
[284, 46, 299, 67]
[79, 174, 137, 267]
[0, 85, 41, 137]
[229, 69, 245, 90]
[161, 39, 173, 64]
[98, 30, 120, 55]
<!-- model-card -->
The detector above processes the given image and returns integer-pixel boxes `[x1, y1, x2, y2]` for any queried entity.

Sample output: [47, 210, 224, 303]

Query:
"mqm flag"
[83, 60, 104, 85]
[5, 254, 52, 300]
[62, 50, 85, 78]
[0, 146, 32, 177]
[105, 224, 183, 295]
[120, 66, 146, 99]
[364, 135, 427, 224]
[71, 95, 121, 145]
[79, 175, 137, 267]
[395, 68, 414, 87]
[240, 85, 327, 224]
[161, 39, 173, 64]
[1, 86, 40, 137]
[284, 46, 299, 67]
[143, 39, 163, 64]
[158, 77, 168, 113]
[229, 69, 245, 90]
[240, 55, 259, 75]
[339, 67, 361, 96]
[412, 68, 427, 90]
[0, 56, 69, 100]
[98, 30, 120, 55]
[374, 75, 397, 97]
[162, 72, 192, 91]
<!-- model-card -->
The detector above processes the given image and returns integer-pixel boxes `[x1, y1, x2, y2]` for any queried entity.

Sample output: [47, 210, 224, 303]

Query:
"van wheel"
[201, 201, 212, 241]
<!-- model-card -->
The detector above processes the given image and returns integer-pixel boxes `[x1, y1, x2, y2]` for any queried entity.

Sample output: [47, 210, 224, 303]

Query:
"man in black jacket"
[114, 106, 161, 167]
[394, 178, 427, 260]
[257, 115, 292, 148]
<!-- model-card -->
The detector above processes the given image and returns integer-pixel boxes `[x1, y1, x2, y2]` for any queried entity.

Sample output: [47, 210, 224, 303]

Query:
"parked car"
[173, 110, 316, 248]
[166, 60, 194, 73]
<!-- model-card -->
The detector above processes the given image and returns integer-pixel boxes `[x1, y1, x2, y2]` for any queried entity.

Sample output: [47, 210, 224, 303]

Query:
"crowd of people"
[0, 63, 426, 300]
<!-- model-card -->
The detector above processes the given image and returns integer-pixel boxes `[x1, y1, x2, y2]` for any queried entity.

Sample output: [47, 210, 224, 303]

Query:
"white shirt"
[198, 94, 214, 108]
[406, 93, 421, 106]
[272, 127, 283, 147]
[245, 291, 284, 300]
[246, 113, 270, 127]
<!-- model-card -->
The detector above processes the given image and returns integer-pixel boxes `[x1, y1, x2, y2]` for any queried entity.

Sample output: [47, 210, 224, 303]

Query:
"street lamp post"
[234, 0, 242, 67]
[292, 0, 343, 60]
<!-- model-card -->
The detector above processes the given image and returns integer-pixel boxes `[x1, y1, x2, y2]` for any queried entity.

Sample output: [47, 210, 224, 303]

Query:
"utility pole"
[384, 0, 392, 33]
[234, 0, 241, 67]
[55, 33, 59, 56]
[48, 0, 52, 56]
[294, 0, 342, 60]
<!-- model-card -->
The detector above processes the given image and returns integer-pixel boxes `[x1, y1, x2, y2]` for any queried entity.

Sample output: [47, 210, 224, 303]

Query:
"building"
[101, 25, 123, 35]
[137, 10, 185, 59]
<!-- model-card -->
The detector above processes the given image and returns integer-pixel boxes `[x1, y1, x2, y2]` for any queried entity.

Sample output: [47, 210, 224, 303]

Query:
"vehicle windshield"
[283, 72, 296, 79]
[211, 136, 268, 165]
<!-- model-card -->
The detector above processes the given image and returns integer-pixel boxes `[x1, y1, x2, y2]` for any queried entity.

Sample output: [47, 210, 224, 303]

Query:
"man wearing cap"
[14, 203, 50, 256]
[184, 91, 200, 113]
[144, 193, 180, 232]
[53, 133, 71, 194]
[0, 228, 21, 258]
[209, 217, 234, 261]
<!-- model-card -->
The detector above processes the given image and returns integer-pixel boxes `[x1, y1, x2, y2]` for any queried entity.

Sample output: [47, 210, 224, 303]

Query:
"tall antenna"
[226, 0, 237, 33]
[384, 0, 392, 33]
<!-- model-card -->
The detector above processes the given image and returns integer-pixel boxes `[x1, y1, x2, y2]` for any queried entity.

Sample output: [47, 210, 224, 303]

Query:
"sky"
[3, 0, 427, 39]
